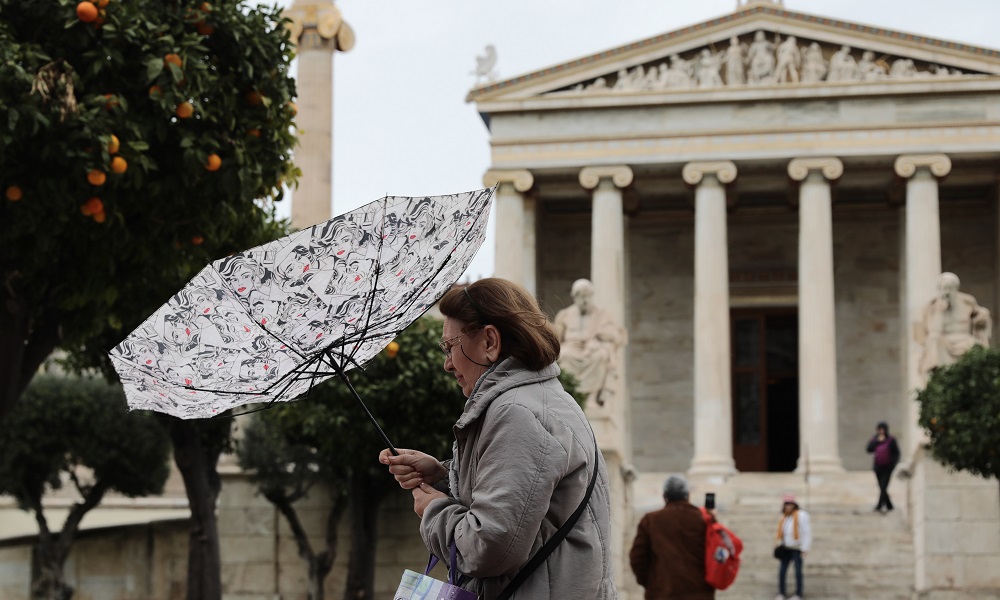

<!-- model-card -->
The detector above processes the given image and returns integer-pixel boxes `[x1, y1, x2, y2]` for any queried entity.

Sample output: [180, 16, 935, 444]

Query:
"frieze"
[553, 31, 982, 96]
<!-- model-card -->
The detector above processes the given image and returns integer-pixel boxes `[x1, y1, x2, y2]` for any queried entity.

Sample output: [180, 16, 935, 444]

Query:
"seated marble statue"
[915, 272, 992, 376]
[553, 279, 627, 406]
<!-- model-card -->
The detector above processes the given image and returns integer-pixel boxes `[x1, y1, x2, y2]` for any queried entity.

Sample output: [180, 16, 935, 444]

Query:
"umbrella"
[109, 187, 494, 451]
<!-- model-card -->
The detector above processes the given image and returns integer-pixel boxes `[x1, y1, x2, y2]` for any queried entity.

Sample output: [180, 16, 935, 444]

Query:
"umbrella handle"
[331, 361, 399, 456]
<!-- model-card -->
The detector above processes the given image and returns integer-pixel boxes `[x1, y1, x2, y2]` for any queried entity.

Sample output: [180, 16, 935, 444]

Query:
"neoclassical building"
[472, 0, 1000, 595]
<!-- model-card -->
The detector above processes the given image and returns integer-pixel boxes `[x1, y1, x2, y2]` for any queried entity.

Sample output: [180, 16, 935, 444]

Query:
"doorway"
[731, 310, 799, 472]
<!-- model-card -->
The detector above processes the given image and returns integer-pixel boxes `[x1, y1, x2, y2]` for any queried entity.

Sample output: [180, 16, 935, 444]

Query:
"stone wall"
[833, 207, 904, 470]
[0, 521, 188, 600]
[216, 472, 434, 599]
[911, 449, 1000, 598]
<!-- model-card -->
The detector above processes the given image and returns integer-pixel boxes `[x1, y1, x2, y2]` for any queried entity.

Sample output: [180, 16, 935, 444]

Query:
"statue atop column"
[553, 279, 627, 406]
[915, 272, 992, 377]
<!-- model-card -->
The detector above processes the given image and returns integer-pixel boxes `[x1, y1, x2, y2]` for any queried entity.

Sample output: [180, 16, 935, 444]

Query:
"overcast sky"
[280, 0, 1000, 281]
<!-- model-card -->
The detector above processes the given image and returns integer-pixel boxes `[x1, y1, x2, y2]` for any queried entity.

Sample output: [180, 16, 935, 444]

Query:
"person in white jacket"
[775, 493, 811, 600]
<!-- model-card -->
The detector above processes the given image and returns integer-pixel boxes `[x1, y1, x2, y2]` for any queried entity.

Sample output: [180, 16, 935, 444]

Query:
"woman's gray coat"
[420, 357, 618, 599]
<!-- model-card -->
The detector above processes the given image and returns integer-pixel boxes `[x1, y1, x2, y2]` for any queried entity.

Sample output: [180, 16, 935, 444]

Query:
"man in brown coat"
[629, 475, 714, 600]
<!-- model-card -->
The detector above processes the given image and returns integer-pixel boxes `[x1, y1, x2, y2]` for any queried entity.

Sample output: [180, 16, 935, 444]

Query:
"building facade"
[470, 1, 1000, 595]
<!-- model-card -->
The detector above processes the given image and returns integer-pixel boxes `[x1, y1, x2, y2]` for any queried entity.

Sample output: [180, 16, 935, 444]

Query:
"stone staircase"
[630, 471, 915, 600]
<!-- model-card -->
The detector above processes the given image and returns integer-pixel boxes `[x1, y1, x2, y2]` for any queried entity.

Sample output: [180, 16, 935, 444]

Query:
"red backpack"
[699, 507, 743, 590]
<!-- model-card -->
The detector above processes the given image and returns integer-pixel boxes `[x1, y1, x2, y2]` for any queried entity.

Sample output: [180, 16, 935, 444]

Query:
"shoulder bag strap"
[496, 434, 601, 600]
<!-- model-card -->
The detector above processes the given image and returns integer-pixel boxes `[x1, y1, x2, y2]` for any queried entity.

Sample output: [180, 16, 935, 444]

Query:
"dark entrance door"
[731, 310, 799, 472]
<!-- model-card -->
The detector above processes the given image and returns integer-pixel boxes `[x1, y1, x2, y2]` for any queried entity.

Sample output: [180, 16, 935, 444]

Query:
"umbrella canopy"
[110, 188, 494, 421]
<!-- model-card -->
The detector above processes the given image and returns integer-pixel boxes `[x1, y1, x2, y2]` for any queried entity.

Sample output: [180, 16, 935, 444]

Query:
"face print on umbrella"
[314, 219, 368, 262]
[218, 254, 271, 304]
[208, 304, 259, 345]
[174, 287, 225, 321]
[274, 244, 320, 292]
[161, 312, 202, 353]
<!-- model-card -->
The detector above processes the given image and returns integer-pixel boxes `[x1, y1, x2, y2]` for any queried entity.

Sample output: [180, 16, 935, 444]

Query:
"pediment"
[468, 4, 1000, 106]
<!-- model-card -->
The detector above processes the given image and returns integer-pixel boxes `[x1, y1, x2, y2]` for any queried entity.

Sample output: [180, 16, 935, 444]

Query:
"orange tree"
[0, 0, 298, 423]
[1, 2, 298, 599]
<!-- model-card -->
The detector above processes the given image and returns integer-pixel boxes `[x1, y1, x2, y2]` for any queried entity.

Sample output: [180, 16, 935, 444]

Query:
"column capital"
[788, 157, 843, 182]
[286, 1, 354, 52]
[682, 161, 737, 186]
[894, 154, 951, 179]
[483, 169, 534, 192]
[579, 165, 633, 190]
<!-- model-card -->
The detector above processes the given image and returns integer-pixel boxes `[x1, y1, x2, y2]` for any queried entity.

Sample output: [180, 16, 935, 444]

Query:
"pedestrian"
[378, 278, 617, 599]
[629, 474, 715, 600]
[866, 421, 901, 513]
[774, 493, 811, 600]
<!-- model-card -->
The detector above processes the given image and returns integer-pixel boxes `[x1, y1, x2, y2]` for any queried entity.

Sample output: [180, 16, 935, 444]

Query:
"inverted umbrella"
[109, 187, 494, 451]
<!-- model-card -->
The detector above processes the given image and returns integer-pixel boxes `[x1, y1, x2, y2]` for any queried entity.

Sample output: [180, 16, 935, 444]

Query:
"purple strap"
[424, 541, 466, 586]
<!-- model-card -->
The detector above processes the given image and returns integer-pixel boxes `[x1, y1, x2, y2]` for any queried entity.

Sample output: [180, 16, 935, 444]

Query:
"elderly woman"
[379, 278, 617, 599]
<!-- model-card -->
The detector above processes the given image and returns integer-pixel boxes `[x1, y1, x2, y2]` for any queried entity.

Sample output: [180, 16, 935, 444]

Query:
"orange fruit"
[191, 235, 204, 245]
[76, 1, 98, 22]
[204, 153, 221, 171]
[148, 85, 162, 98]
[195, 21, 214, 35]
[245, 91, 262, 107]
[199, 2, 211, 12]
[175, 102, 194, 118]
[246, 128, 261, 138]
[164, 53, 182, 68]
[81, 197, 103, 216]
[286, 102, 297, 117]
[5, 185, 22, 201]
[87, 169, 106, 186]
[110, 156, 127, 174]
[93, 210, 107, 223]
[107, 134, 120, 154]
[96, 0, 109, 7]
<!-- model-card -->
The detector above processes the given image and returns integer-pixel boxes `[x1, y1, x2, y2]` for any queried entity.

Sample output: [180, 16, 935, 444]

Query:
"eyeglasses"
[438, 334, 465, 356]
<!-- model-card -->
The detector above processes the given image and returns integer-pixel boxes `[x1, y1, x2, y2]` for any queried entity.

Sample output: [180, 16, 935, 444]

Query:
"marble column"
[484, 169, 535, 294]
[579, 166, 633, 323]
[285, 0, 354, 229]
[895, 154, 951, 457]
[579, 165, 633, 591]
[684, 161, 738, 478]
[788, 158, 845, 474]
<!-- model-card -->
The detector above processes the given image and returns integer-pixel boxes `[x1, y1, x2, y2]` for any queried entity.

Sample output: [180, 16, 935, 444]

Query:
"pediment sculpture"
[553, 279, 628, 407]
[560, 30, 977, 95]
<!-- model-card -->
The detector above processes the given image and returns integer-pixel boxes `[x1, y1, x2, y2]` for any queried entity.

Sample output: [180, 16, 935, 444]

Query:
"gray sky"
[284, 0, 1000, 281]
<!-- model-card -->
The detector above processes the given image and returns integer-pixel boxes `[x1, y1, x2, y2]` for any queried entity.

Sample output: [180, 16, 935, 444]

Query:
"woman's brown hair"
[438, 278, 560, 371]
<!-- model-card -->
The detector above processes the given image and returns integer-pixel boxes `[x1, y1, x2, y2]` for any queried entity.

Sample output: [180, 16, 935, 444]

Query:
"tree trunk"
[29, 506, 72, 600]
[269, 488, 346, 600]
[168, 420, 226, 600]
[0, 291, 60, 426]
[342, 472, 391, 600]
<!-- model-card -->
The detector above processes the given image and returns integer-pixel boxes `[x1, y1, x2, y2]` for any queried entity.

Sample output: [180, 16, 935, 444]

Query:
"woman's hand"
[378, 448, 447, 490]
[412, 482, 447, 518]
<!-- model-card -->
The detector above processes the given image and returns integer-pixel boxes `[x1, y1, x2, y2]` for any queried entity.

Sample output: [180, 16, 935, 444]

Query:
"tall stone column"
[484, 169, 535, 294]
[788, 158, 845, 474]
[684, 161, 738, 478]
[895, 154, 951, 457]
[578, 165, 632, 591]
[285, 1, 354, 229]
